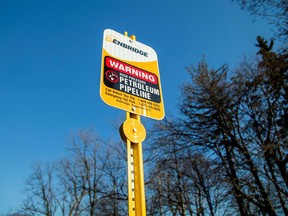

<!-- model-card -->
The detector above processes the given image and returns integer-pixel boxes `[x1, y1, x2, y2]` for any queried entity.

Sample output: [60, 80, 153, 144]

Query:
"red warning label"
[105, 57, 158, 85]
[103, 56, 161, 103]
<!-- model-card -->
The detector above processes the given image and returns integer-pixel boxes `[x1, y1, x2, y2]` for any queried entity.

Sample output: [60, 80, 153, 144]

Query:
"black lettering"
[112, 39, 148, 57]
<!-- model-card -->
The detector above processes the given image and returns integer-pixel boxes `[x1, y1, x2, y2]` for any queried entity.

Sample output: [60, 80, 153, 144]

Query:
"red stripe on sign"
[105, 57, 158, 84]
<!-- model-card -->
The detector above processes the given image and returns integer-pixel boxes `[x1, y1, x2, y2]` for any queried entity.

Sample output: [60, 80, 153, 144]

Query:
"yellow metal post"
[119, 32, 147, 216]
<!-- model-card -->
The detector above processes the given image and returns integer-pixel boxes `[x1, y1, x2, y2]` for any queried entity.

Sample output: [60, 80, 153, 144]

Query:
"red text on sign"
[105, 56, 158, 84]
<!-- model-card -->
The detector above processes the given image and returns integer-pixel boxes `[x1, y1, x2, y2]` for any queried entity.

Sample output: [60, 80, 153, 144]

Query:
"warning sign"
[100, 29, 165, 120]
[104, 56, 161, 102]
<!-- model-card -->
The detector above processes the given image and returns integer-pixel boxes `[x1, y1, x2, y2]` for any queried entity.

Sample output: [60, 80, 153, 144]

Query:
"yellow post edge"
[119, 32, 147, 216]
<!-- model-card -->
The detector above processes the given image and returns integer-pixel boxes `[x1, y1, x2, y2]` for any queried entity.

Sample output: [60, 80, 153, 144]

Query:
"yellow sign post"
[120, 111, 146, 216]
[100, 29, 165, 215]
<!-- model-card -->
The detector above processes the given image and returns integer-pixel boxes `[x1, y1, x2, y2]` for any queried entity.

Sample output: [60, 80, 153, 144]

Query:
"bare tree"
[22, 163, 56, 215]
[148, 37, 287, 215]
[146, 128, 229, 216]
[99, 142, 128, 216]
[21, 129, 128, 215]
[233, 0, 288, 43]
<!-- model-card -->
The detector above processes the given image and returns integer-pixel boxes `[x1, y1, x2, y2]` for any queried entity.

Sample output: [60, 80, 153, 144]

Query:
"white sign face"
[100, 29, 165, 120]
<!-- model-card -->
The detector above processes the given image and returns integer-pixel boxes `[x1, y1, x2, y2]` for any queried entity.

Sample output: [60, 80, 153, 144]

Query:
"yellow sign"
[100, 29, 165, 120]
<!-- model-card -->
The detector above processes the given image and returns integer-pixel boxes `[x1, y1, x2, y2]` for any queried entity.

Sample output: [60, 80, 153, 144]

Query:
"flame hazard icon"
[105, 70, 119, 83]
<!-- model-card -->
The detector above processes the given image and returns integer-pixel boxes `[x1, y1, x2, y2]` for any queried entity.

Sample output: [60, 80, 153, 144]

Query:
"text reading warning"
[104, 56, 161, 103]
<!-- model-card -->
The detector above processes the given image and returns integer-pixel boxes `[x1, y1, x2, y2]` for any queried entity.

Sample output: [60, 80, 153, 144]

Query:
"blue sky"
[0, 0, 273, 213]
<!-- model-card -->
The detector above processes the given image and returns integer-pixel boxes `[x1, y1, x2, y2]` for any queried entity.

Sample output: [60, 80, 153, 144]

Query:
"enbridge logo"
[105, 34, 148, 57]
